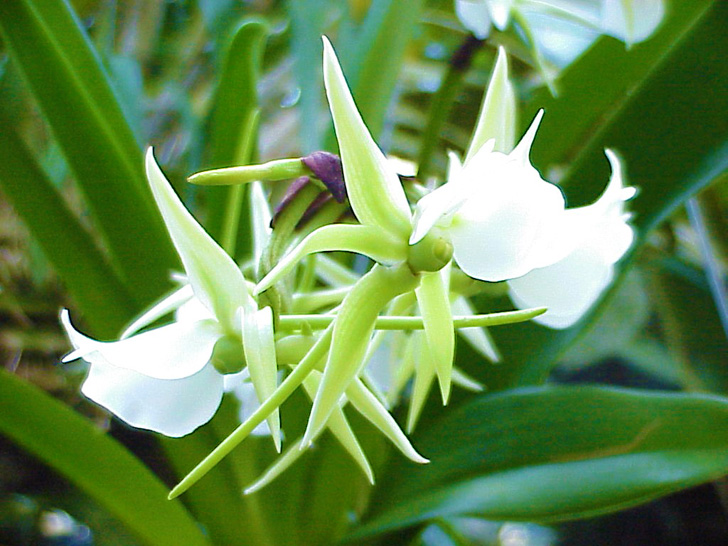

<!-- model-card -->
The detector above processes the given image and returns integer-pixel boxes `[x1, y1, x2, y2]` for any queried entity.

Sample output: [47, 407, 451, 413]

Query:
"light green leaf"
[0, 369, 210, 546]
[351, 386, 728, 539]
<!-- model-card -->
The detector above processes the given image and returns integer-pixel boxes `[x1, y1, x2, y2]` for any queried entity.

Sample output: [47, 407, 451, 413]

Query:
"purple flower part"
[271, 176, 311, 228]
[297, 192, 335, 229]
[303, 151, 347, 203]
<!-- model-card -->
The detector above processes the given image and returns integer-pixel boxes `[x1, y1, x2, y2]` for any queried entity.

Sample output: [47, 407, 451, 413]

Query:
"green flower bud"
[407, 227, 453, 273]
[210, 335, 246, 375]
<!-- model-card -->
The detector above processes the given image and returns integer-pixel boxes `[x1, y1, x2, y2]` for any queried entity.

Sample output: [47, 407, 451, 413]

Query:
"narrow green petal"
[255, 224, 406, 295]
[301, 372, 374, 484]
[146, 149, 250, 333]
[415, 270, 455, 404]
[250, 181, 272, 275]
[322, 37, 411, 237]
[244, 437, 307, 495]
[451, 367, 485, 392]
[346, 378, 428, 464]
[168, 327, 333, 499]
[242, 305, 281, 451]
[465, 46, 517, 158]
[301, 264, 418, 447]
[407, 331, 437, 434]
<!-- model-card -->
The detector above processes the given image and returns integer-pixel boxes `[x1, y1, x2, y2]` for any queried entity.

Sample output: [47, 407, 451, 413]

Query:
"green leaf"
[0, 0, 178, 310]
[0, 117, 136, 337]
[202, 18, 268, 252]
[0, 369, 210, 546]
[350, 386, 728, 539]
[482, 0, 728, 389]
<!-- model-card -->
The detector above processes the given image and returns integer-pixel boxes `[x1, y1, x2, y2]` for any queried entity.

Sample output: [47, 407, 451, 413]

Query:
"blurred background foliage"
[0, 0, 726, 544]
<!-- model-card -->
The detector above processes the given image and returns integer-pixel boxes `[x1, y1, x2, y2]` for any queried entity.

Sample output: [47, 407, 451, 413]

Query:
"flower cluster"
[61, 39, 635, 497]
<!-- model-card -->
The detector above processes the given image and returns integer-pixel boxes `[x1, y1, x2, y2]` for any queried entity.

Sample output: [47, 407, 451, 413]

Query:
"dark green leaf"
[0, 369, 210, 546]
[350, 386, 728, 539]
[0, 119, 136, 337]
[0, 0, 178, 311]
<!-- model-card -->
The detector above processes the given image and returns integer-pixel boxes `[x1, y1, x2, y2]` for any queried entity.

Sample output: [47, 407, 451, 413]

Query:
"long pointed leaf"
[0, 369, 210, 546]
[0, 0, 178, 308]
[352, 386, 728, 539]
[0, 119, 135, 337]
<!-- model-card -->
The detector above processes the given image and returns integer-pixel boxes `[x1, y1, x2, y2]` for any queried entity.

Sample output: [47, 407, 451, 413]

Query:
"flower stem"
[277, 307, 546, 331]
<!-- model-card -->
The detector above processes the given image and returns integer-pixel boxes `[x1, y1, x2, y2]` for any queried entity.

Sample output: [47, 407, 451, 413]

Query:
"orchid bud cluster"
[61, 39, 635, 497]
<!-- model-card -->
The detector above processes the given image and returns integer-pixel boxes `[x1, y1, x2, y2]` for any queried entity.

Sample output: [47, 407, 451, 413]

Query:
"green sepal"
[242, 305, 281, 452]
[301, 371, 374, 484]
[146, 149, 251, 334]
[407, 331, 437, 434]
[416, 269, 455, 404]
[302, 264, 418, 447]
[465, 46, 517, 158]
[255, 224, 407, 295]
[346, 377, 429, 464]
[322, 36, 412, 238]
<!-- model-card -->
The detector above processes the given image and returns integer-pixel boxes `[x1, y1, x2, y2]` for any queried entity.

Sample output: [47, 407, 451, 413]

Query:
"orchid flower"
[455, 0, 665, 67]
[251, 41, 548, 451]
[61, 150, 280, 444]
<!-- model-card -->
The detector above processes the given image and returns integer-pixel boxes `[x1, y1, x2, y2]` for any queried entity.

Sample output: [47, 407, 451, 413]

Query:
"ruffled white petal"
[62, 310, 222, 380]
[447, 148, 566, 281]
[81, 357, 224, 437]
[509, 244, 615, 328]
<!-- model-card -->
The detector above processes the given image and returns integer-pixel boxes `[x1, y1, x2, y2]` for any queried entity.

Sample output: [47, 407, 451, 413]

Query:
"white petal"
[81, 359, 224, 437]
[410, 148, 492, 245]
[455, 0, 493, 39]
[62, 311, 221, 380]
[448, 155, 566, 281]
[601, 0, 665, 45]
[508, 244, 615, 329]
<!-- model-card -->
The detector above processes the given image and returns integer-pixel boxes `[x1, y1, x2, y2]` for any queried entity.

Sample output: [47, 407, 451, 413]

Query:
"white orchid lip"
[508, 149, 637, 329]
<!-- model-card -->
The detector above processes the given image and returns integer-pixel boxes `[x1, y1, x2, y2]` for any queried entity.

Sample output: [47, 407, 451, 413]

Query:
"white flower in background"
[508, 149, 636, 328]
[61, 150, 279, 441]
[455, 0, 665, 67]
